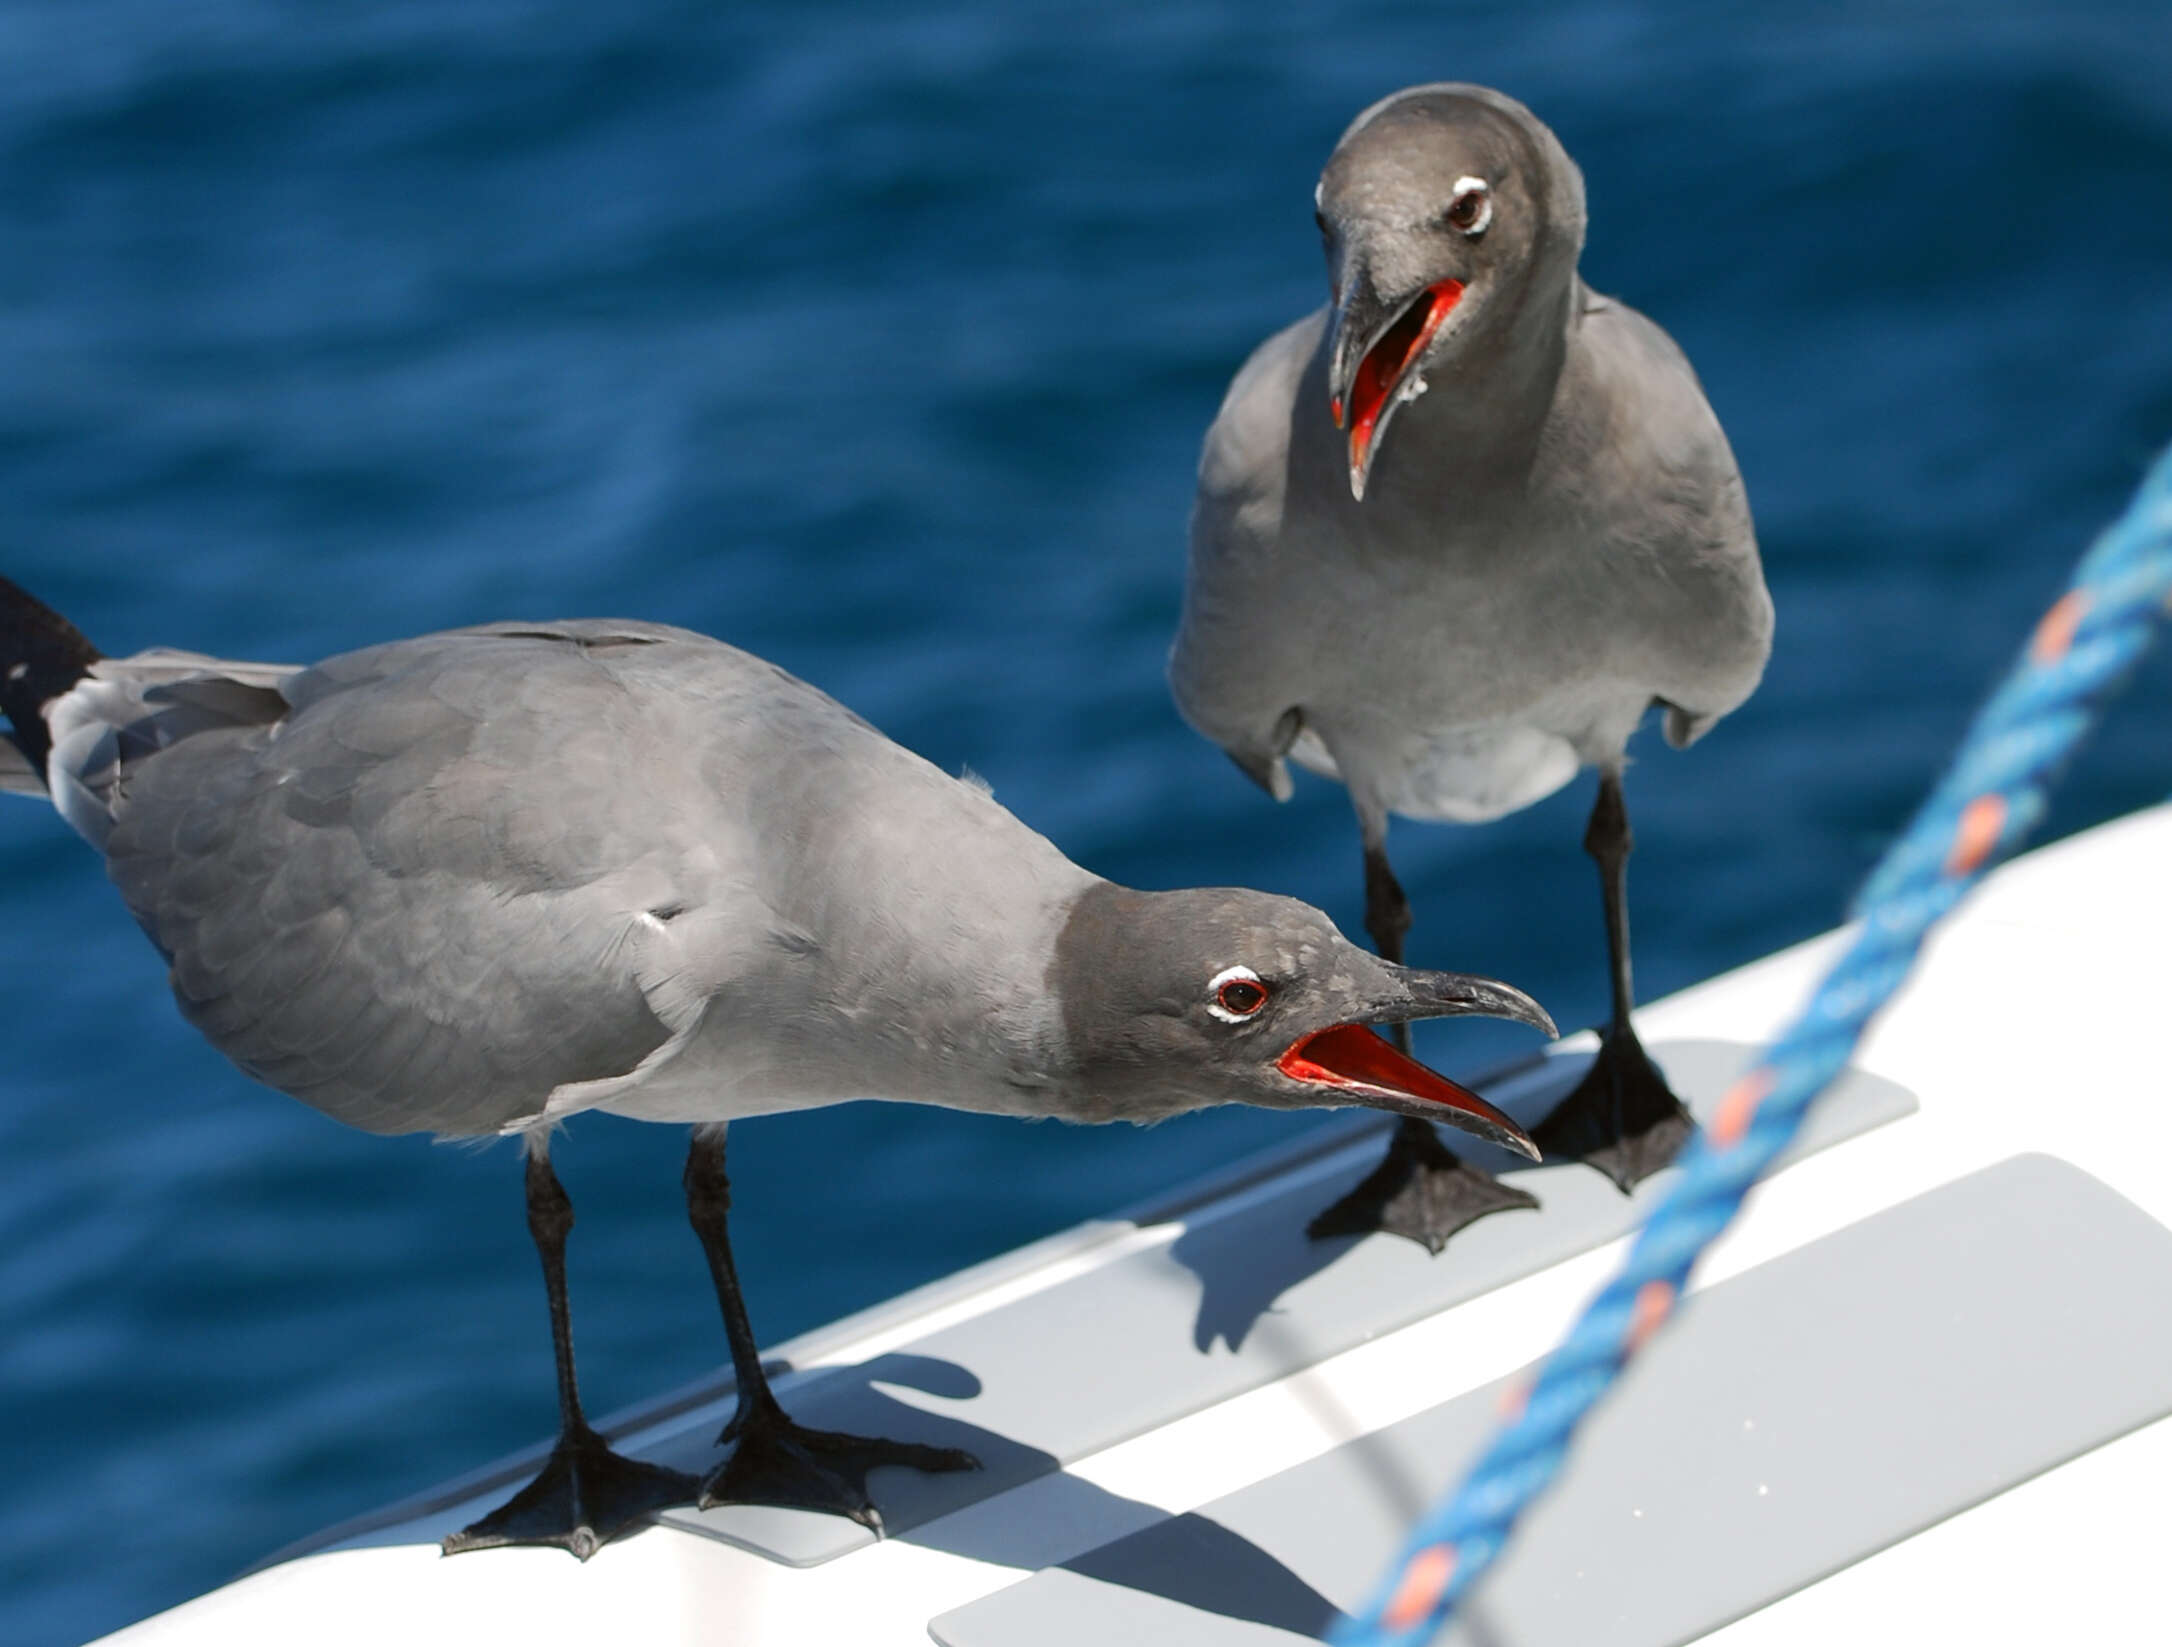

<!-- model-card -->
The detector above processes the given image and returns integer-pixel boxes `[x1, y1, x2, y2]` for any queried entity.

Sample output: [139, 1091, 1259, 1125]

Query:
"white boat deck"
[96, 804, 2172, 1647]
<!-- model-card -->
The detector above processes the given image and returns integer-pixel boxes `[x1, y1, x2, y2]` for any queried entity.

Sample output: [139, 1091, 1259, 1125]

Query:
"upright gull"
[1171, 83, 1771, 1252]
[0, 577, 1553, 1558]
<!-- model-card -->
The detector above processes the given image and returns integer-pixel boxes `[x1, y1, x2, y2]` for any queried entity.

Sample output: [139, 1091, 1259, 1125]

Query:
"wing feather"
[101, 628, 773, 1136]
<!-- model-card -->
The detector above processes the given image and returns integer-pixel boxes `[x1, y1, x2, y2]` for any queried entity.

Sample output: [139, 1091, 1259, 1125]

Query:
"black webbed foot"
[697, 1394, 979, 1531]
[1307, 1115, 1539, 1256]
[442, 1422, 700, 1561]
[1531, 1027, 1693, 1193]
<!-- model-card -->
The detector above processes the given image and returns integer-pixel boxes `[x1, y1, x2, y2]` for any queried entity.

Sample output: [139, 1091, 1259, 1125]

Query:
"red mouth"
[1277, 1022, 1535, 1156]
[1343, 279, 1465, 489]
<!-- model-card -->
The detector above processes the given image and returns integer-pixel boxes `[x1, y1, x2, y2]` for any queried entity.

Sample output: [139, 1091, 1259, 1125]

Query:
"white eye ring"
[1448, 175, 1492, 236]
[1207, 964, 1268, 1023]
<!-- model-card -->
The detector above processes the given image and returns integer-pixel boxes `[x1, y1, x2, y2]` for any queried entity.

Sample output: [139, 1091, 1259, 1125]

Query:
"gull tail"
[0, 576, 103, 790]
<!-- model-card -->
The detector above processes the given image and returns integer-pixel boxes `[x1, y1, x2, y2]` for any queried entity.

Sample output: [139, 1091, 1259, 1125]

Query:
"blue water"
[2, 3, 2169, 1640]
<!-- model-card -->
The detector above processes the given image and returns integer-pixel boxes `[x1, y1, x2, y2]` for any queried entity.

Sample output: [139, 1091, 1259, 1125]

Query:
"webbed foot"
[1307, 1115, 1540, 1256]
[442, 1422, 700, 1560]
[697, 1395, 979, 1532]
[1531, 1028, 1693, 1193]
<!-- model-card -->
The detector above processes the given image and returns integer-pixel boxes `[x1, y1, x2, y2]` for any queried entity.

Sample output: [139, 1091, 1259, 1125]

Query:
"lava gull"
[1170, 82, 1771, 1252]
[1, 578, 1553, 1557]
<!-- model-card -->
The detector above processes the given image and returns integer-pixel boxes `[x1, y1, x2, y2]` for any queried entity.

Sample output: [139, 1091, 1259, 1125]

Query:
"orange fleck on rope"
[1946, 793, 2008, 875]
[2030, 588, 2091, 663]
[1709, 1069, 1773, 1149]
[1380, 1545, 1458, 1632]
[1496, 1378, 1530, 1421]
[1626, 1280, 1675, 1354]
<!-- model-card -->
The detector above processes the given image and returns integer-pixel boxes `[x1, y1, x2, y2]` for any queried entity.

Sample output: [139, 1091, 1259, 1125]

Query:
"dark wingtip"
[0, 575, 102, 770]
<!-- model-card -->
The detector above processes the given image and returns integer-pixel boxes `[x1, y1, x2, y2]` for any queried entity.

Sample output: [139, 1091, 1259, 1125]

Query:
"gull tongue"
[1279, 1023, 1538, 1158]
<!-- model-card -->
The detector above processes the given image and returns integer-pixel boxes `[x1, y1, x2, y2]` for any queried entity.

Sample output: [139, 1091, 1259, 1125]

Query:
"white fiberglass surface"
[95, 807, 2172, 1647]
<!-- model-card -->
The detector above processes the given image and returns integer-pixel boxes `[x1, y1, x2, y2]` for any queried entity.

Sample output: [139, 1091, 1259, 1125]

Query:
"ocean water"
[1, 3, 2169, 1640]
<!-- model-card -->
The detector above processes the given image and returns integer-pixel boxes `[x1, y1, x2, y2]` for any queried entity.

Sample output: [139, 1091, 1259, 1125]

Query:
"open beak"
[1327, 276, 1465, 502]
[1276, 968, 1552, 1158]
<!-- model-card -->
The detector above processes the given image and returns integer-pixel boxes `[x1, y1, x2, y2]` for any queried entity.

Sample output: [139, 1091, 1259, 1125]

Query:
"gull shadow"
[652, 1348, 992, 1480]
[655, 1349, 1074, 1562]
[1165, 1056, 1589, 1354]
[1171, 1195, 1366, 1353]
[902, 1460, 1186, 1572]
[308, 1350, 1071, 1566]
[1064, 1511, 1341, 1639]
[666, 1347, 1357, 1638]
[675, 1348, 1231, 1580]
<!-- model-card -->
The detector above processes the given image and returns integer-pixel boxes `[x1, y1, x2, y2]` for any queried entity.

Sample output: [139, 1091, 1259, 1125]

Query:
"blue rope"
[1331, 442, 2172, 1647]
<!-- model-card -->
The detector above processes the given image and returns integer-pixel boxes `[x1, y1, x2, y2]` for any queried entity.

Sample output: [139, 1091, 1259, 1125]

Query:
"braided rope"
[1332, 441, 2172, 1647]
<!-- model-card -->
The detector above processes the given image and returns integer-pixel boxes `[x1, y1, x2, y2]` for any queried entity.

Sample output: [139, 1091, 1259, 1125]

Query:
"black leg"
[1589, 767, 1638, 1032]
[1530, 771, 1694, 1191]
[1307, 841, 1539, 1255]
[1362, 842, 1415, 1036]
[443, 1137, 699, 1560]
[684, 1126, 977, 1529]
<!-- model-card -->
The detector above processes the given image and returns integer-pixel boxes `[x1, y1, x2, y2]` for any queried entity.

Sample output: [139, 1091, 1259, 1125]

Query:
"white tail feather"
[42, 652, 301, 850]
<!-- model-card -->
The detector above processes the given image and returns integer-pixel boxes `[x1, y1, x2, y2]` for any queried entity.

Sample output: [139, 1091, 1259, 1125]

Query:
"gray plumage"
[11, 603, 1552, 1147]
[1169, 84, 1773, 1244]
[40, 620, 1082, 1137]
[1171, 82, 1771, 838]
[5, 585, 1559, 1554]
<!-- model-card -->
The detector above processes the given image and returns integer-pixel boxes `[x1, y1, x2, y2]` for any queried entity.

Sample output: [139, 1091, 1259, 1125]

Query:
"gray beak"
[1372, 966, 1558, 1038]
[1326, 266, 1468, 502]
[1326, 267, 1396, 430]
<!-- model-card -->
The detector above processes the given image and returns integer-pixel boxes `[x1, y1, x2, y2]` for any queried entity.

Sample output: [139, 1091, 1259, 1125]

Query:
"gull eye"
[1220, 978, 1266, 1014]
[1208, 965, 1270, 1022]
[1445, 176, 1492, 237]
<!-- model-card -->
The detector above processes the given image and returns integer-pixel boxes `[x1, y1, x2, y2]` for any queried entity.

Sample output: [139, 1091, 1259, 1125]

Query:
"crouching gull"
[0, 576, 1553, 1559]
[1170, 82, 1772, 1253]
